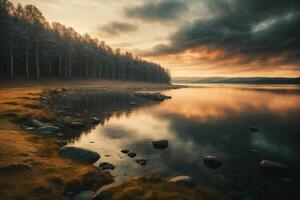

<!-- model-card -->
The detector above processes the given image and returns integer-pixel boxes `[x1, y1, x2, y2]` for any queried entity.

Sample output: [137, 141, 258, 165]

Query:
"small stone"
[38, 125, 61, 135]
[90, 117, 101, 124]
[152, 140, 168, 149]
[121, 149, 129, 154]
[57, 133, 64, 137]
[98, 162, 115, 170]
[28, 119, 44, 128]
[259, 160, 287, 173]
[203, 155, 223, 169]
[169, 176, 195, 187]
[129, 102, 136, 105]
[70, 121, 84, 129]
[56, 140, 68, 146]
[127, 152, 136, 158]
[61, 116, 73, 125]
[25, 127, 36, 131]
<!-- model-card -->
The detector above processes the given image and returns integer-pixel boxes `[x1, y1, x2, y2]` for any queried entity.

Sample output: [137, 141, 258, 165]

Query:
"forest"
[0, 0, 171, 83]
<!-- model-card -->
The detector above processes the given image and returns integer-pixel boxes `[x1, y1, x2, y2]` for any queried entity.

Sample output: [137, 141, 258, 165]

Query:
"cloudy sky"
[11, 0, 300, 77]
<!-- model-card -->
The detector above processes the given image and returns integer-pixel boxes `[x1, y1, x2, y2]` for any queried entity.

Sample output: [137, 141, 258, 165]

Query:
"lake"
[59, 84, 300, 199]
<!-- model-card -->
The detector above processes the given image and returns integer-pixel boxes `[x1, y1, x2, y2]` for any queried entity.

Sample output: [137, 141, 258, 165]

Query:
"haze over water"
[65, 84, 300, 199]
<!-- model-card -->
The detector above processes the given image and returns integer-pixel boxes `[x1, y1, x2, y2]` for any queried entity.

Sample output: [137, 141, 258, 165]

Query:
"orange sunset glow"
[160, 86, 300, 121]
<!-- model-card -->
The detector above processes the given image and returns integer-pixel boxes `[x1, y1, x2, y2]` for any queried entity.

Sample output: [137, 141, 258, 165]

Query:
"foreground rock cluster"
[134, 92, 171, 101]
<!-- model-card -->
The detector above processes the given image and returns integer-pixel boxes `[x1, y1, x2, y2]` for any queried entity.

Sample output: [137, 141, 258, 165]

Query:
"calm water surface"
[64, 85, 300, 199]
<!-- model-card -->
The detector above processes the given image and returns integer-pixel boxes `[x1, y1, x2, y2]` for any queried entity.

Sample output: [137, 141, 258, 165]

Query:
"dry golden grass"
[94, 177, 227, 200]
[0, 86, 112, 200]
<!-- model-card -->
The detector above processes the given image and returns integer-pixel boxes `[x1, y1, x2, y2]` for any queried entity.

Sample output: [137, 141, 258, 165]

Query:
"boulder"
[38, 125, 61, 135]
[152, 140, 168, 149]
[98, 162, 115, 170]
[203, 156, 223, 169]
[169, 176, 195, 187]
[58, 146, 100, 164]
[259, 160, 287, 173]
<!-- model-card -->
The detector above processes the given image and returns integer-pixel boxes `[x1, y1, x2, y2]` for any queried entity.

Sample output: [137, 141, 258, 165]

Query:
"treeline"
[0, 0, 171, 83]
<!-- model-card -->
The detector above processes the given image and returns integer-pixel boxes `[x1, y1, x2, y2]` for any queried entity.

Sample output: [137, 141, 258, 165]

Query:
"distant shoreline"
[172, 77, 300, 85]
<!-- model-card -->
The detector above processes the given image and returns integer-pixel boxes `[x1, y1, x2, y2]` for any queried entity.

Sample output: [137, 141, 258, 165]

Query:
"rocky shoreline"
[14, 87, 221, 199]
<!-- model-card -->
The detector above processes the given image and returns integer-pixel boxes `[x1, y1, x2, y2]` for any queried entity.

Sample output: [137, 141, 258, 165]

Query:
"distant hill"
[172, 77, 300, 84]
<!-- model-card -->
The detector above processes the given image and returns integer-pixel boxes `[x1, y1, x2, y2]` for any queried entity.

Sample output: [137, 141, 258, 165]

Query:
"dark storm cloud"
[124, 0, 188, 22]
[142, 0, 300, 65]
[98, 21, 138, 36]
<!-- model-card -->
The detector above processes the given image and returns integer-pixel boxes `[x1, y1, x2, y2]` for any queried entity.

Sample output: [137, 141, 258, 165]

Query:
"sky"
[11, 0, 300, 77]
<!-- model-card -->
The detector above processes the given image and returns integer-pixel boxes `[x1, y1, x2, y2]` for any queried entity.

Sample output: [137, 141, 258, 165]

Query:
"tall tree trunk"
[98, 65, 101, 78]
[68, 55, 71, 79]
[48, 63, 52, 77]
[25, 42, 29, 79]
[85, 54, 88, 79]
[9, 40, 13, 78]
[65, 56, 68, 78]
[59, 55, 62, 78]
[111, 65, 115, 80]
[35, 44, 40, 79]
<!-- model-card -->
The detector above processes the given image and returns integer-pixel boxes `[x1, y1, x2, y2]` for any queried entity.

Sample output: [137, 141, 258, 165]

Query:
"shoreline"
[0, 81, 225, 200]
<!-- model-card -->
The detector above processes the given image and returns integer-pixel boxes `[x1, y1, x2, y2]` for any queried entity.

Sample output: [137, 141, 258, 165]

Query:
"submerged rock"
[169, 176, 195, 187]
[98, 162, 115, 170]
[135, 159, 147, 166]
[58, 146, 100, 164]
[127, 152, 137, 158]
[38, 125, 61, 135]
[121, 149, 130, 154]
[152, 140, 168, 149]
[259, 160, 287, 173]
[203, 156, 223, 169]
